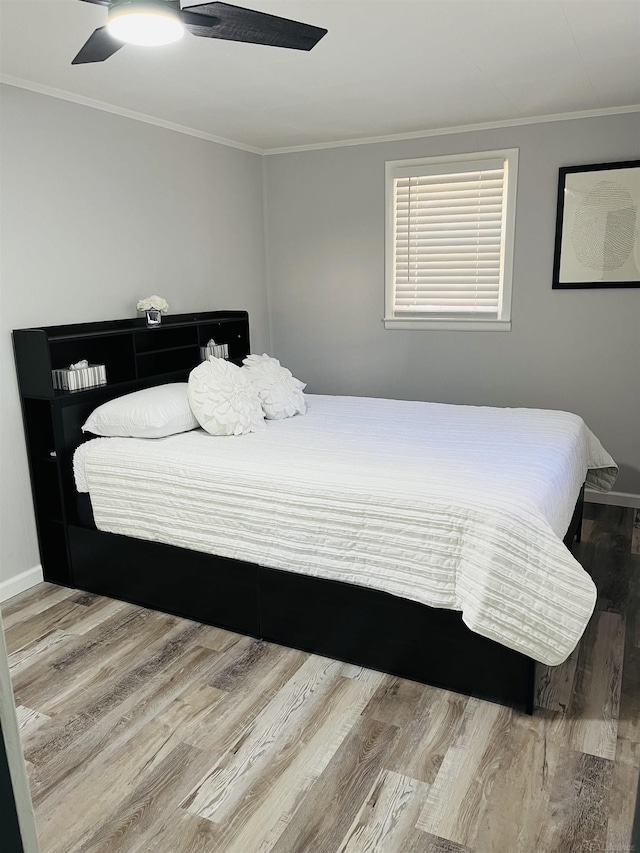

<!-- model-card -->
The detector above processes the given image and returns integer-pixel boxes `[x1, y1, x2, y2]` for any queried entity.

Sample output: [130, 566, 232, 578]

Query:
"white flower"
[188, 359, 265, 436]
[137, 295, 169, 313]
[242, 353, 306, 420]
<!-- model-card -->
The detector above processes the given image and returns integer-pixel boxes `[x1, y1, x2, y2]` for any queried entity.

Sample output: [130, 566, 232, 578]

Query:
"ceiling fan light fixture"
[107, 3, 184, 47]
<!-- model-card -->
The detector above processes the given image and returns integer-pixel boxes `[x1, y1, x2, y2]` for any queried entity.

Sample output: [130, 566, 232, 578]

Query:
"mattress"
[74, 394, 617, 666]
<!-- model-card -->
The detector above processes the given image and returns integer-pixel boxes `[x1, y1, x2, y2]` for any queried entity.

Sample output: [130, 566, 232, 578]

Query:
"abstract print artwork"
[552, 160, 640, 288]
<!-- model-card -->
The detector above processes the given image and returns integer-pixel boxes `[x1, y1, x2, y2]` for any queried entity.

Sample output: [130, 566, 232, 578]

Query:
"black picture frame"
[552, 159, 640, 289]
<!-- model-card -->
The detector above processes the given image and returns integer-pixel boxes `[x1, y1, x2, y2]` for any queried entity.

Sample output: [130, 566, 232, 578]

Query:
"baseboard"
[585, 489, 640, 509]
[0, 565, 44, 604]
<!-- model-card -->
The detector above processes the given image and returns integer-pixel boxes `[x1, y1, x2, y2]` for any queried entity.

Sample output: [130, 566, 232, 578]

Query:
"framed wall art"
[552, 159, 640, 289]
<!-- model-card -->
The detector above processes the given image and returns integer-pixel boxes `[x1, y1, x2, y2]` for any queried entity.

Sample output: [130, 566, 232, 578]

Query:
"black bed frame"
[13, 312, 585, 714]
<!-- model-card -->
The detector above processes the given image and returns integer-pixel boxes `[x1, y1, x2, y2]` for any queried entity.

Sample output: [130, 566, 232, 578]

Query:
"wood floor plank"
[339, 663, 387, 684]
[31, 611, 190, 719]
[401, 831, 472, 853]
[627, 555, 640, 650]
[27, 643, 220, 808]
[1, 582, 76, 631]
[579, 504, 634, 615]
[4, 597, 92, 656]
[183, 656, 357, 822]
[416, 698, 512, 849]
[68, 591, 99, 606]
[129, 811, 220, 853]
[39, 613, 215, 720]
[567, 610, 624, 760]
[268, 716, 398, 853]
[338, 769, 430, 853]
[37, 718, 202, 853]
[473, 713, 562, 853]
[196, 625, 242, 653]
[71, 743, 214, 853]
[156, 682, 225, 733]
[148, 675, 375, 853]
[11, 605, 155, 712]
[606, 757, 639, 853]
[56, 596, 129, 636]
[15, 705, 51, 737]
[536, 750, 614, 853]
[23, 622, 228, 787]
[364, 675, 435, 727]
[525, 706, 573, 755]
[580, 518, 595, 542]
[536, 645, 579, 713]
[631, 509, 640, 555]
[385, 688, 467, 784]
[8, 629, 76, 678]
[616, 644, 640, 766]
[207, 637, 294, 693]
[179, 641, 307, 752]
[137, 676, 373, 853]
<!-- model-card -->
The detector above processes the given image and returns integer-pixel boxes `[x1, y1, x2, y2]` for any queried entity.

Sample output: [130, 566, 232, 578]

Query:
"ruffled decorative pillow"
[188, 358, 265, 436]
[242, 354, 306, 420]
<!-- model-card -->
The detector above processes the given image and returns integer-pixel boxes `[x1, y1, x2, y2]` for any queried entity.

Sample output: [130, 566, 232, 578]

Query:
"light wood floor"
[3, 503, 638, 853]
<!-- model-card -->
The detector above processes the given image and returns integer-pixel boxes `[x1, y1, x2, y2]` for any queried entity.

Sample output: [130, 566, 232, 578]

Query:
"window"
[385, 149, 518, 331]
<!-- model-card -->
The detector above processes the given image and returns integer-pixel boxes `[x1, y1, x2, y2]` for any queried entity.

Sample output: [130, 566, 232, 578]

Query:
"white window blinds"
[385, 150, 517, 330]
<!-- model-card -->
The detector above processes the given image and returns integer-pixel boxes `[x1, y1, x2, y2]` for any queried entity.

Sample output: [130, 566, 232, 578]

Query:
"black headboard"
[13, 311, 250, 586]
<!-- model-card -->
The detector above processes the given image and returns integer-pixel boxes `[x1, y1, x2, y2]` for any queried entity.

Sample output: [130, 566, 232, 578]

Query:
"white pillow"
[188, 358, 265, 436]
[82, 383, 199, 438]
[242, 354, 306, 420]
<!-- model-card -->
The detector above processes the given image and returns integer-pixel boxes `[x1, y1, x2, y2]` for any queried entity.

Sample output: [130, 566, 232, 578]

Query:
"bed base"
[67, 486, 585, 715]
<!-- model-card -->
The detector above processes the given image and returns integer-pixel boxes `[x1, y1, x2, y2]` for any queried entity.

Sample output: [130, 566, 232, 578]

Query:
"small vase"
[146, 308, 162, 327]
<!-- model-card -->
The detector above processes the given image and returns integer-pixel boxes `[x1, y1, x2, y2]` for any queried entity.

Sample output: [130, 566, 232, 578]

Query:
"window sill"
[383, 317, 512, 332]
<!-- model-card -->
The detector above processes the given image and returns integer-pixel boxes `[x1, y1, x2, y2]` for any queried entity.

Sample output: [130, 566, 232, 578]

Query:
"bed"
[72, 392, 616, 711]
[12, 312, 617, 714]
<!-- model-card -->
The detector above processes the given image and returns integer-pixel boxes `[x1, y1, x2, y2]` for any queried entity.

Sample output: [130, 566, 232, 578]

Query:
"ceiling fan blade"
[76, 0, 111, 6]
[181, 2, 327, 50]
[72, 27, 125, 64]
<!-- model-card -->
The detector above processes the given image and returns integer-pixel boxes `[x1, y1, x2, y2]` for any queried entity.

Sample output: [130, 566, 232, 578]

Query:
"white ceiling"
[1, 0, 639, 152]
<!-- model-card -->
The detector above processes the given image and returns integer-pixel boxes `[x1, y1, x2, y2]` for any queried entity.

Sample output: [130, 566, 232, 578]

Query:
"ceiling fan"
[72, 0, 328, 64]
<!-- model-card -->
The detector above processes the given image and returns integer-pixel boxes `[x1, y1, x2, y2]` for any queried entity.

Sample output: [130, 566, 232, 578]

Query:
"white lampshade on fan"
[107, 2, 184, 46]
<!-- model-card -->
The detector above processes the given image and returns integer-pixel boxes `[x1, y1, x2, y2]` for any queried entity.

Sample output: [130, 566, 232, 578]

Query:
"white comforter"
[74, 394, 617, 665]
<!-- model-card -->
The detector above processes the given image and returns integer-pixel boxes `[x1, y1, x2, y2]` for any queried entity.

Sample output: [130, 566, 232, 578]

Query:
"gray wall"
[264, 113, 640, 493]
[0, 85, 269, 589]
[2, 91, 639, 592]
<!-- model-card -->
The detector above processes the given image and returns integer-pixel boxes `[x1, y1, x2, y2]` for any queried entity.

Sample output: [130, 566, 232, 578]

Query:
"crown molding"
[0, 75, 263, 155]
[2, 74, 638, 157]
[262, 105, 640, 155]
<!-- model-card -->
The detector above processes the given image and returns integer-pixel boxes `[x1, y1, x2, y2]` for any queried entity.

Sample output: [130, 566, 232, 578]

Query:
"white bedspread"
[74, 394, 617, 665]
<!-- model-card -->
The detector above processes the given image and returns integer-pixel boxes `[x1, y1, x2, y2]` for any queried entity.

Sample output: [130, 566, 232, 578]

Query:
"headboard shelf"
[13, 310, 251, 586]
[24, 310, 249, 340]
[14, 310, 249, 399]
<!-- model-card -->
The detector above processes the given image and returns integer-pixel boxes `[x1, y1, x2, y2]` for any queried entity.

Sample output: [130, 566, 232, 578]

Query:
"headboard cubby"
[13, 310, 250, 587]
